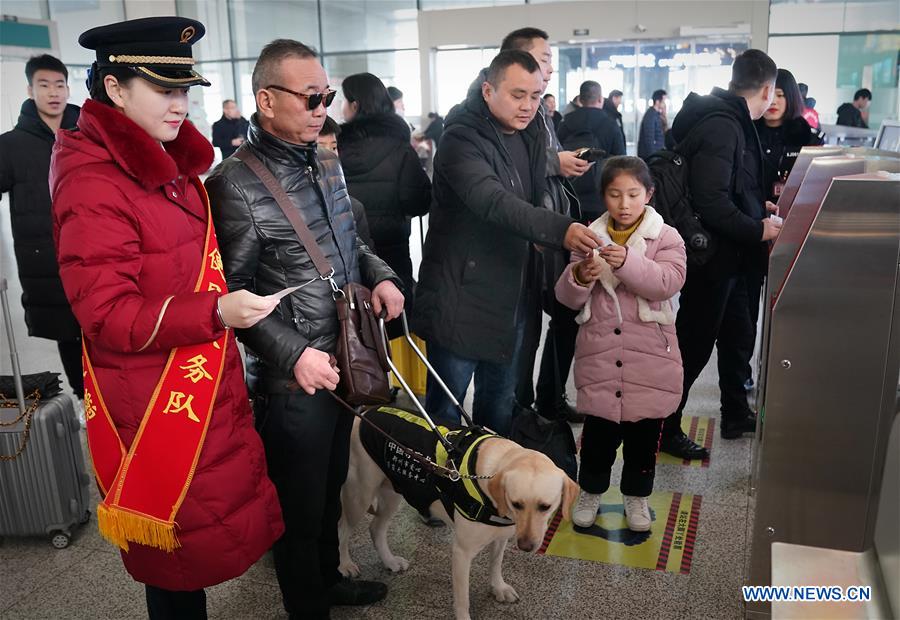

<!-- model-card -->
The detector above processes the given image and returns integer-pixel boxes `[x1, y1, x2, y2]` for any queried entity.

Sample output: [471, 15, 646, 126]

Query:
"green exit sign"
[0, 19, 52, 49]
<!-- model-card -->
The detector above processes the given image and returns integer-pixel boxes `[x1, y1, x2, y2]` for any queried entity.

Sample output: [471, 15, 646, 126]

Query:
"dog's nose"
[517, 539, 536, 552]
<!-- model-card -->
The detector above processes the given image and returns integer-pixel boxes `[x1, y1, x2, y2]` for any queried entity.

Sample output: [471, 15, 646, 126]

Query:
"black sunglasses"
[266, 85, 336, 110]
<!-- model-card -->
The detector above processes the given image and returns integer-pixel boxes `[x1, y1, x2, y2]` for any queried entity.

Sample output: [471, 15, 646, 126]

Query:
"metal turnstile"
[746, 147, 900, 618]
[754, 149, 900, 430]
[775, 145, 846, 222]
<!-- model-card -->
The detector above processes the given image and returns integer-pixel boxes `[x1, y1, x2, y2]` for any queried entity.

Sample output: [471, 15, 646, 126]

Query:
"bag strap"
[234, 148, 334, 280]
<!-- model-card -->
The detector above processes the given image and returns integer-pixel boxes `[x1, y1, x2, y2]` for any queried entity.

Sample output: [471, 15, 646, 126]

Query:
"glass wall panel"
[554, 39, 749, 152]
[420, 0, 522, 9]
[175, 0, 231, 62]
[190, 61, 236, 137]
[690, 40, 749, 100]
[835, 33, 899, 129]
[229, 0, 319, 59]
[66, 65, 90, 109]
[434, 47, 498, 115]
[235, 59, 256, 122]
[325, 50, 421, 121]
[49, 0, 125, 66]
[556, 45, 582, 111]
[321, 1, 418, 53]
[634, 41, 690, 140]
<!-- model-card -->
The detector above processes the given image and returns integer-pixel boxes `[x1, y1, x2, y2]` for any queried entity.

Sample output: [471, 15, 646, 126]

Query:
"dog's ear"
[487, 471, 508, 518]
[561, 476, 579, 522]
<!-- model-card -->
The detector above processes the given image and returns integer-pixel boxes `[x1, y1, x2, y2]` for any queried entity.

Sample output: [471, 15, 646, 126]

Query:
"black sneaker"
[660, 432, 709, 460]
[329, 579, 388, 606]
[721, 413, 757, 439]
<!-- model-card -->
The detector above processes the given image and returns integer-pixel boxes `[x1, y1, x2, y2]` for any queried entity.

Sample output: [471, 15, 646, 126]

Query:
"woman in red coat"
[50, 17, 284, 618]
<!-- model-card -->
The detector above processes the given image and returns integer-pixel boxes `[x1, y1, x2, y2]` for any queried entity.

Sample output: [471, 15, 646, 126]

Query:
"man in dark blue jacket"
[661, 50, 783, 460]
[638, 89, 668, 160]
[413, 51, 600, 436]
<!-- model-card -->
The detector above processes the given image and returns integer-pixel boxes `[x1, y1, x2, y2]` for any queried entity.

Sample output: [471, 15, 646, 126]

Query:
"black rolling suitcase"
[0, 277, 91, 548]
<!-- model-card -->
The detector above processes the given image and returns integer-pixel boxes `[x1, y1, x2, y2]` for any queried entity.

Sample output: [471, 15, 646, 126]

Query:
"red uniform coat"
[50, 99, 284, 591]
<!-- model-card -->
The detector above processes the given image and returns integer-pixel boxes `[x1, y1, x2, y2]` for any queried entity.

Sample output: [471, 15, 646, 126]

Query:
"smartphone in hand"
[574, 147, 607, 163]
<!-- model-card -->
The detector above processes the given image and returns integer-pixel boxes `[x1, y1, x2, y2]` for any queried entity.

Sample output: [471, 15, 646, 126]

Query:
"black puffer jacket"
[206, 116, 400, 389]
[557, 107, 626, 217]
[671, 88, 767, 279]
[754, 116, 824, 203]
[465, 69, 579, 313]
[0, 99, 80, 340]
[413, 85, 574, 364]
[337, 112, 431, 294]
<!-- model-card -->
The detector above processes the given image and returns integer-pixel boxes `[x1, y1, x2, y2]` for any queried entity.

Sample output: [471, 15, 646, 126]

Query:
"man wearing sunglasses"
[206, 39, 403, 619]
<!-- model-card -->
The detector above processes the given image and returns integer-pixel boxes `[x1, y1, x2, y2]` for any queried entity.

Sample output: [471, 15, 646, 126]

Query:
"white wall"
[769, 0, 899, 34]
[768, 35, 841, 125]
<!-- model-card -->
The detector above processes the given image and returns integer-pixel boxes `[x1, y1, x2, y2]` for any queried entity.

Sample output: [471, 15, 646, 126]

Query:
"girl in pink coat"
[555, 156, 686, 532]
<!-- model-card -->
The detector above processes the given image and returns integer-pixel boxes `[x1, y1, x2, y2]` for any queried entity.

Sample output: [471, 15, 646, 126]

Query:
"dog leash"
[326, 391, 494, 483]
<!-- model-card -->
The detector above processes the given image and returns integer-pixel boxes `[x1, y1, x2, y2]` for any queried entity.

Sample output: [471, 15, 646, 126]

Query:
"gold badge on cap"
[180, 26, 196, 43]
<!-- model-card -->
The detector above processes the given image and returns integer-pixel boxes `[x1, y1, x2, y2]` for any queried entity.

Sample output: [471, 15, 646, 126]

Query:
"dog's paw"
[338, 560, 361, 578]
[382, 554, 410, 573]
[492, 582, 520, 603]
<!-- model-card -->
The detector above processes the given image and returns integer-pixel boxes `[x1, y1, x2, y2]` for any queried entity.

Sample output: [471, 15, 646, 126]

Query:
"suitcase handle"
[1, 278, 27, 415]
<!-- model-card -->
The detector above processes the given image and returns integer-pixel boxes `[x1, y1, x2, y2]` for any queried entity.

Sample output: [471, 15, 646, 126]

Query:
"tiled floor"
[1, 200, 754, 619]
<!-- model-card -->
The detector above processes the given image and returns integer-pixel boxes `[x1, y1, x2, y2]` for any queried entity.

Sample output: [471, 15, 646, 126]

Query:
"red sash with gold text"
[81, 180, 228, 552]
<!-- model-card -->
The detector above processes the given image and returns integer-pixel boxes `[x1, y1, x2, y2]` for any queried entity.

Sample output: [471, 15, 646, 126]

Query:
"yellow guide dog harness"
[359, 406, 514, 527]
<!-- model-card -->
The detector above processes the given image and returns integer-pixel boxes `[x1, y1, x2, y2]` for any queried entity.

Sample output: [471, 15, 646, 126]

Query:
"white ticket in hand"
[267, 285, 301, 302]
[769, 215, 783, 225]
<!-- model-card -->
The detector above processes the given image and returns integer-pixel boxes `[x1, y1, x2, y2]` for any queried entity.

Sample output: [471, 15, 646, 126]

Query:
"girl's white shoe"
[623, 495, 651, 531]
[572, 491, 603, 527]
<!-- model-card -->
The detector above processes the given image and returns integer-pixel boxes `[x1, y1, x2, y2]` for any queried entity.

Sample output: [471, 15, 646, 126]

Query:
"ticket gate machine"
[745, 147, 900, 619]
[775, 145, 845, 221]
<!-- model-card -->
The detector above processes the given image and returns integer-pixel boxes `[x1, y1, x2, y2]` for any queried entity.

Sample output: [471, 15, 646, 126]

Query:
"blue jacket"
[638, 106, 666, 160]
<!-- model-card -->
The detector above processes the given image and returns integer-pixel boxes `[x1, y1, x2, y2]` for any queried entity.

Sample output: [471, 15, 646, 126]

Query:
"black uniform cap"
[79, 16, 210, 88]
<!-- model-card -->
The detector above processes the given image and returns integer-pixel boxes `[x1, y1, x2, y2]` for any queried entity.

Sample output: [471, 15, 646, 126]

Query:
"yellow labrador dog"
[338, 411, 578, 620]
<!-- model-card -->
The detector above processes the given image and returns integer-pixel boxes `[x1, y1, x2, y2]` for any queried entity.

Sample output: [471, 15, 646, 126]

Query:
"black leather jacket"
[206, 116, 399, 389]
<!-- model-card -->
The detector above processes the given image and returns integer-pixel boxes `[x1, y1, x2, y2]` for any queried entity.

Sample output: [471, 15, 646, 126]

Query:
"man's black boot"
[660, 431, 709, 460]
[329, 579, 388, 606]
[721, 413, 758, 439]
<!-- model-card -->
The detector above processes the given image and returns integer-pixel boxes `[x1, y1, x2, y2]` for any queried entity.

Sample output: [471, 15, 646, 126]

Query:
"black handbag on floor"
[509, 404, 578, 480]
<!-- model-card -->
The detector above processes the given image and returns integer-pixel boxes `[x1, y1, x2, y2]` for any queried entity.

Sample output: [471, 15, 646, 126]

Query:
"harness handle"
[326, 391, 483, 482]
[379, 311, 476, 430]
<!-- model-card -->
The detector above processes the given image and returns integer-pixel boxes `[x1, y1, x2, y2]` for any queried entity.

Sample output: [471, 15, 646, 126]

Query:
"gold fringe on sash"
[97, 503, 181, 553]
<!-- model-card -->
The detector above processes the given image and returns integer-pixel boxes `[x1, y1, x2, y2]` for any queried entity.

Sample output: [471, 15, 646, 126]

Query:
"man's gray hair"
[251, 39, 318, 95]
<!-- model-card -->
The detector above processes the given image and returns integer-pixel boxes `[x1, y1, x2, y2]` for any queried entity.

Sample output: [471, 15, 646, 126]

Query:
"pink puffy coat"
[555, 206, 686, 424]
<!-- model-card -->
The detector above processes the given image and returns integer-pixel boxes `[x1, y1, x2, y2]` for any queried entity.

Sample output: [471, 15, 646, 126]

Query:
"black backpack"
[647, 112, 744, 269]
